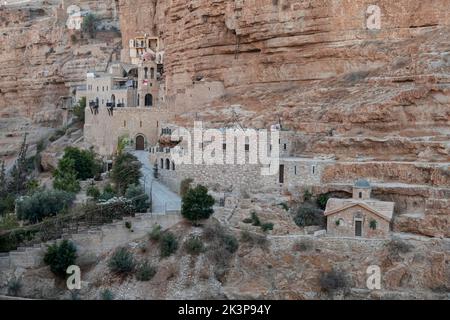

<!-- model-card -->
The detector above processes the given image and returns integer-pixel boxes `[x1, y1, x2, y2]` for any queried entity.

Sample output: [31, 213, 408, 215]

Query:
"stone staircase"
[0, 212, 182, 271]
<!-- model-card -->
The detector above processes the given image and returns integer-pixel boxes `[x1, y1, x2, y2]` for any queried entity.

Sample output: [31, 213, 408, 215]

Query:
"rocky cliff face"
[0, 0, 120, 160]
[116, 0, 450, 162]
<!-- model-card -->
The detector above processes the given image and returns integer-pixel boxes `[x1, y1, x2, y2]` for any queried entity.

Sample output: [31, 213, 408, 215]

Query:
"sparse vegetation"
[303, 189, 313, 202]
[7, 277, 22, 296]
[293, 238, 314, 252]
[149, 224, 162, 241]
[108, 247, 135, 274]
[278, 202, 289, 211]
[181, 185, 215, 225]
[44, 240, 78, 278]
[240, 230, 268, 249]
[261, 222, 274, 232]
[73, 97, 86, 123]
[160, 232, 178, 258]
[320, 269, 350, 296]
[184, 236, 205, 255]
[135, 260, 157, 281]
[100, 289, 114, 300]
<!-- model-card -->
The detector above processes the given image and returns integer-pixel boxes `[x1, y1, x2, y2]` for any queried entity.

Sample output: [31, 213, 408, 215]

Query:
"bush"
[136, 260, 157, 281]
[125, 221, 132, 230]
[60, 147, 101, 181]
[279, 202, 289, 211]
[184, 236, 205, 255]
[82, 13, 98, 38]
[44, 240, 77, 278]
[53, 158, 81, 193]
[99, 184, 116, 202]
[111, 153, 142, 195]
[320, 269, 350, 295]
[108, 247, 135, 274]
[369, 219, 378, 230]
[16, 190, 75, 223]
[7, 277, 22, 296]
[222, 234, 239, 254]
[250, 211, 261, 226]
[87, 185, 101, 200]
[125, 184, 150, 213]
[149, 224, 162, 241]
[316, 194, 330, 210]
[100, 289, 114, 300]
[160, 232, 178, 258]
[0, 194, 16, 217]
[261, 222, 274, 232]
[294, 206, 325, 228]
[181, 185, 215, 225]
[73, 97, 86, 123]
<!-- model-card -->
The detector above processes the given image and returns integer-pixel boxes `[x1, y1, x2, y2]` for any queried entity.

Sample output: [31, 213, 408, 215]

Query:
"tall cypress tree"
[8, 134, 29, 195]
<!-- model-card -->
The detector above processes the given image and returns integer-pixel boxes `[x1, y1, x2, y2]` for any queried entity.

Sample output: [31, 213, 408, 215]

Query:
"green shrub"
[109, 247, 135, 274]
[250, 211, 261, 226]
[222, 234, 239, 254]
[125, 184, 150, 213]
[44, 240, 77, 278]
[125, 221, 132, 230]
[184, 236, 205, 255]
[99, 184, 116, 201]
[0, 194, 16, 217]
[149, 224, 162, 241]
[181, 185, 215, 225]
[87, 185, 101, 200]
[100, 289, 114, 300]
[135, 261, 157, 281]
[111, 153, 142, 195]
[82, 13, 98, 38]
[316, 194, 330, 210]
[7, 277, 22, 296]
[53, 157, 81, 193]
[160, 232, 178, 258]
[60, 147, 101, 181]
[261, 222, 274, 232]
[73, 97, 86, 123]
[369, 219, 378, 230]
[16, 190, 75, 223]
[294, 206, 325, 228]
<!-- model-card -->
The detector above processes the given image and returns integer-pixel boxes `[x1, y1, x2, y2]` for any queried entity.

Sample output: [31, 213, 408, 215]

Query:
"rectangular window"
[294, 166, 297, 175]
[284, 144, 287, 151]
[245, 144, 250, 152]
[124, 121, 126, 127]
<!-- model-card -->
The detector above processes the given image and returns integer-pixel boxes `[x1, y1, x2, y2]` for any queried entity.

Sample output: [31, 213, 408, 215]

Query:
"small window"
[283, 144, 287, 151]
[223, 143, 227, 150]
[294, 166, 297, 175]
[359, 192, 363, 199]
[312, 165, 316, 175]
[245, 144, 250, 151]
[124, 120, 126, 127]
[140, 121, 142, 128]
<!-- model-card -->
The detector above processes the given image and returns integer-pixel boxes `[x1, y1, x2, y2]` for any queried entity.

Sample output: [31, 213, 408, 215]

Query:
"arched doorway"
[135, 135, 145, 150]
[145, 94, 153, 107]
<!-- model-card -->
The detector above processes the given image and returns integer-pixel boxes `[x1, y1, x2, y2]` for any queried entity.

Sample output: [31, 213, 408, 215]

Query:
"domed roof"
[354, 179, 371, 188]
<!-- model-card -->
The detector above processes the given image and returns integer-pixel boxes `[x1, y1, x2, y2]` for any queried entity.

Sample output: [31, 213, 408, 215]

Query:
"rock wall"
[0, 0, 120, 159]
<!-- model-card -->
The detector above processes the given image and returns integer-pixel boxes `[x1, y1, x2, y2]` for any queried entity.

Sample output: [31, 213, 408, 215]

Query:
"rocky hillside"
[0, 0, 120, 162]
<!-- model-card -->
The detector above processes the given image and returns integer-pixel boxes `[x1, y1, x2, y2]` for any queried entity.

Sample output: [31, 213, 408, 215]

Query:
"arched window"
[144, 67, 148, 79]
[145, 94, 153, 107]
[150, 68, 155, 79]
[160, 159, 164, 169]
[165, 159, 170, 170]
[137, 94, 140, 106]
[172, 162, 175, 171]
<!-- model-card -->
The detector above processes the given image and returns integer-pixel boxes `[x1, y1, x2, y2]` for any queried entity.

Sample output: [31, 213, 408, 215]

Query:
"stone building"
[82, 35, 172, 156]
[324, 179, 394, 239]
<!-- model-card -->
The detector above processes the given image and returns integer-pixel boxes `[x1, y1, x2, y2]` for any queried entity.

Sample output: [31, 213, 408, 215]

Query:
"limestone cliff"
[0, 0, 120, 160]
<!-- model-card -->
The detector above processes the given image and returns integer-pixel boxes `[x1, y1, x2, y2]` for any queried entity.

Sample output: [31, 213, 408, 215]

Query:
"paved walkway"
[132, 150, 181, 213]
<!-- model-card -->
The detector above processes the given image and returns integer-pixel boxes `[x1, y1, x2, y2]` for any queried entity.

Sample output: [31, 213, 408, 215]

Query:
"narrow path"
[132, 150, 181, 213]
